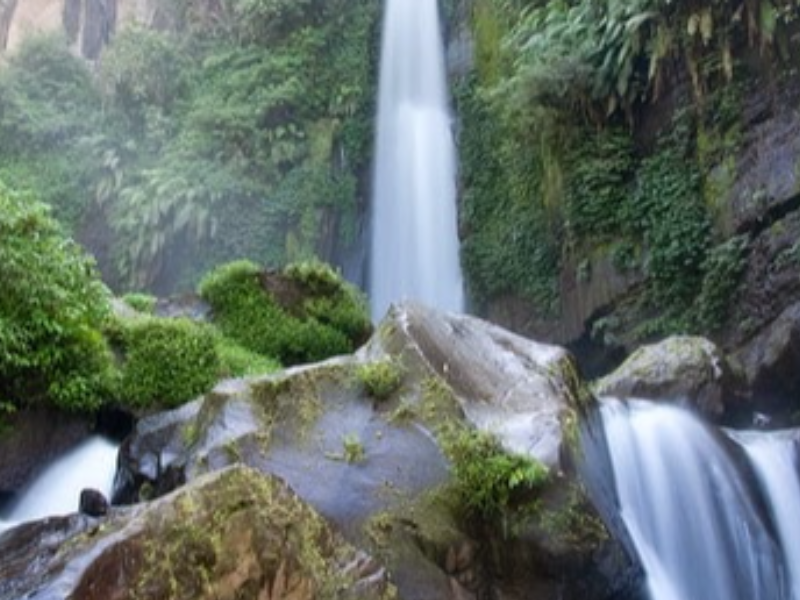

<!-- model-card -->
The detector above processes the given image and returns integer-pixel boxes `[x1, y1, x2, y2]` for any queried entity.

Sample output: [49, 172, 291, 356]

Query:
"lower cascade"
[599, 399, 794, 600]
[0, 435, 118, 528]
[737, 432, 800, 600]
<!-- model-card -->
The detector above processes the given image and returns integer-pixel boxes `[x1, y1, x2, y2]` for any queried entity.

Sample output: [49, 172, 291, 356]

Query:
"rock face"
[593, 336, 734, 418]
[109, 303, 638, 600]
[373, 302, 585, 467]
[0, 0, 166, 58]
[734, 302, 800, 411]
[0, 465, 393, 600]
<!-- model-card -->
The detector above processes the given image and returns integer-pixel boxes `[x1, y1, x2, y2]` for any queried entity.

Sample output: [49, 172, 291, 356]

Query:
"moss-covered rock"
[113, 316, 220, 410]
[0, 465, 394, 600]
[110, 302, 637, 600]
[198, 260, 372, 367]
[593, 336, 736, 418]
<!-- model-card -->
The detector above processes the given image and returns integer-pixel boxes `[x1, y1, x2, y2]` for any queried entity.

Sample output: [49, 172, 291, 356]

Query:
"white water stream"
[0, 436, 118, 530]
[738, 433, 800, 599]
[600, 399, 791, 600]
[370, 0, 464, 320]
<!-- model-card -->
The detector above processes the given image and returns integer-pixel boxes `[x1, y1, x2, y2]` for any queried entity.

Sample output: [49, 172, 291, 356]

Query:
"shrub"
[116, 317, 219, 409]
[357, 359, 404, 400]
[199, 259, 371, 366]
[441, 426, 549, 520]
[0, 180, 113, 412]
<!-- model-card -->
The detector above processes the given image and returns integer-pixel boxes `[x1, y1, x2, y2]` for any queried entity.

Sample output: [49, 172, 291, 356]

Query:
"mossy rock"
[3, 466, 395, 600]
[593, 335, 735, 418]
[199, 260, 372, 367]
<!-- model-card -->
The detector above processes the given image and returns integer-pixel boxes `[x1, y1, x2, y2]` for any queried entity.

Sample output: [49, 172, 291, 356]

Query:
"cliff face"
[0, 0, 164, 59]
[448, 2, 800, 412]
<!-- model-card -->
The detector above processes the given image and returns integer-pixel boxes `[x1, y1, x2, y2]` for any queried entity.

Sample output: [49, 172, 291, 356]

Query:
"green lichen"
[131, 468, 378, 600]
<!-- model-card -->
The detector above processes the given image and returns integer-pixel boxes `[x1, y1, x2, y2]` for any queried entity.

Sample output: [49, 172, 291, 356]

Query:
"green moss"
[250, 364, 349, 438]
[213, 333, 280, 378]
[326, 433, 366, 464]
[199, 259, 370, 367]
[131, 468, 373, 600]
[115, 316, 219, 410]
[357, 359, 405, 401]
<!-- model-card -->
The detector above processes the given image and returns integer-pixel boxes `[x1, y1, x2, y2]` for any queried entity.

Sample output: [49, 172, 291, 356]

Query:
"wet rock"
[111, 302, 635, 600]
[79, 489, 109, 517]
[594, 336, 734, 418]
[1, 465, 394, 600]
[0, 409, 92, 499]
[372, 302, 587, 468]
[734, 302, 800, 411]
[112, 399, 201, 504]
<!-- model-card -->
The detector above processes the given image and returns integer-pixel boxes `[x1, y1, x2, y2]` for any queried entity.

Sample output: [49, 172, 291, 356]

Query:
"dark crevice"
[735, 191, 800, 238]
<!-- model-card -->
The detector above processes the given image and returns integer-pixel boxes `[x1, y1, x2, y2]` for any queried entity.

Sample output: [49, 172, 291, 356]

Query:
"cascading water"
[0, 436, 118, 530]
[369, 0, 464, 320]
[599, 399, 790, 600]
[737, 432, 800, 599]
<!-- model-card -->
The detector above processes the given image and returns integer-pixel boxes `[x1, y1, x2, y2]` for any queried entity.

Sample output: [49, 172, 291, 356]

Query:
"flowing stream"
[737, 432, 800, 599]
[0, 436, 118, 529]
[599, 399, 792, 600]
[369, 0, 464, 320]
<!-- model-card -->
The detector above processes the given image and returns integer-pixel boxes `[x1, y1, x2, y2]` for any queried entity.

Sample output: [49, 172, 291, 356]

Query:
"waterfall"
[0, 436, 118, 528]
[599, 399, 790, 600]
[737, 432, 800, 599]
[369, 0, 464, 320]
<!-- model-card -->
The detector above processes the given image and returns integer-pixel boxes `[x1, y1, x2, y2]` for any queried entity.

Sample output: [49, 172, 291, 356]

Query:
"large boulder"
[110, 302, 639, 600]
[593, 336, 735, 418]
[0, 465, 392, 600]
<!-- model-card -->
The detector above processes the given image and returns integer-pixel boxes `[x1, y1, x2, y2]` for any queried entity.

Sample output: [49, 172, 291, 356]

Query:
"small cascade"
[369, 0, 464, 320]
[599, 399, 789, 600]
[737, 432, 800, 599]
[0, 436, 118, 528]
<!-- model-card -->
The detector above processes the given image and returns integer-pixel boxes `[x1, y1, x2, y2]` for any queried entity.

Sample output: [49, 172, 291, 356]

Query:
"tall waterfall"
[369, 0, 464, 320]
[599, 399, 790, 600]
[0, 436, 118, 529]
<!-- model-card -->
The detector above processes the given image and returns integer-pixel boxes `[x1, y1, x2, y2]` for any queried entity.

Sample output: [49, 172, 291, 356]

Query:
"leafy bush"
[0, 181, 113, 412]
[357, 359, 404, 400]
[199, 259, 370, 366]
[115, 317, 219, 409]
[441, 426, 549, 520]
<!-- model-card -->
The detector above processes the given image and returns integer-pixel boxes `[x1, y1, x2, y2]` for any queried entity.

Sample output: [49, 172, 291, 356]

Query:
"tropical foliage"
[0, 180, 113, 412]
[458, 0, 798, 337]
[0, 0, 379, 294]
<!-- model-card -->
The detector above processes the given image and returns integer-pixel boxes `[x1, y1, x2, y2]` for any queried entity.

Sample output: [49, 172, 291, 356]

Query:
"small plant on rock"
[357, 359, 404, 400]
[440, 426, 549, 520]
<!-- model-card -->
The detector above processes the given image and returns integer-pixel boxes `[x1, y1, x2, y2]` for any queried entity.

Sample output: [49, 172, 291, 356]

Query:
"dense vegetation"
[0, 178, 368, 421]
[0, 181, 114, 412]
[0, 0, 379, 294]
[458, 0, 799, 339]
